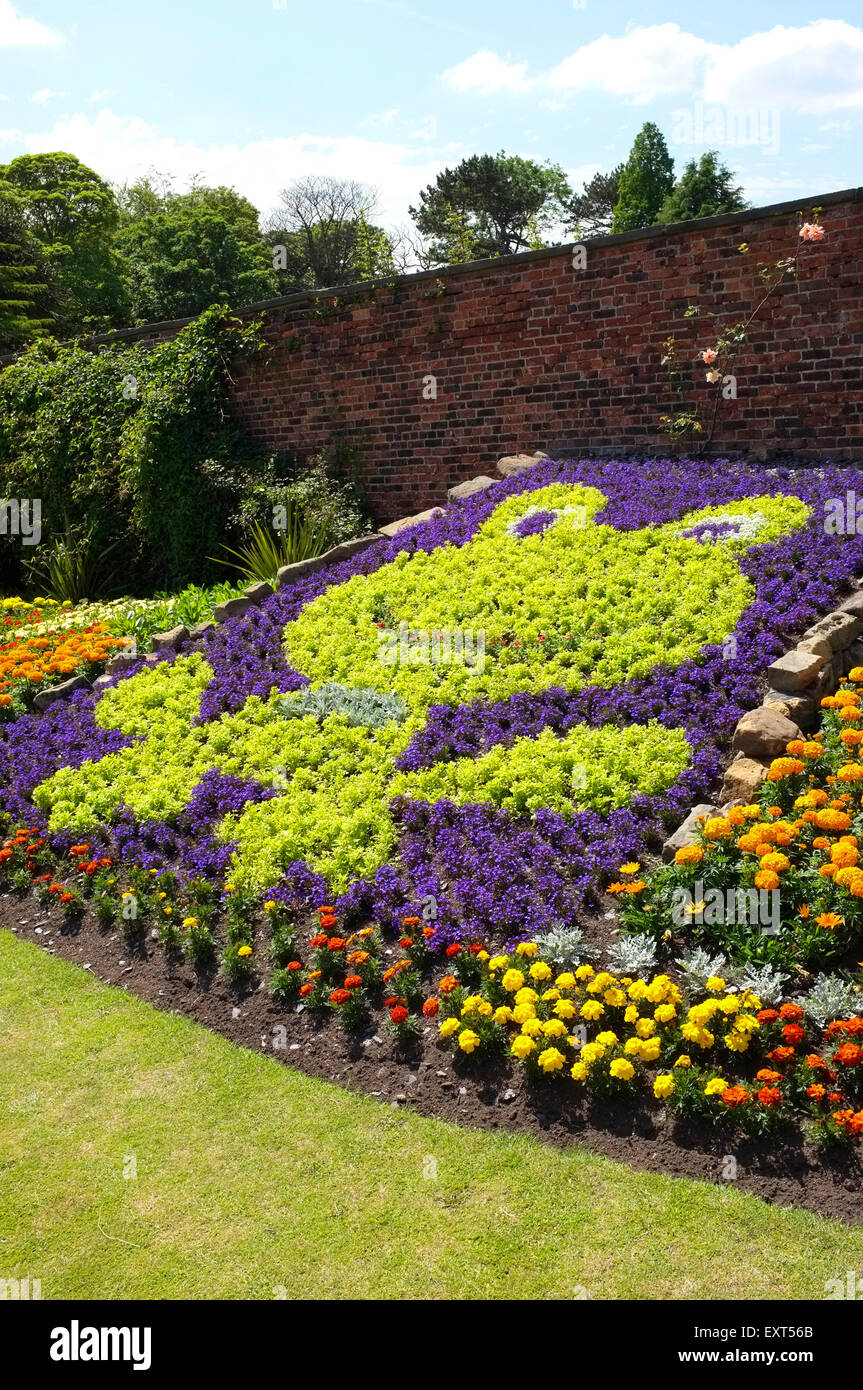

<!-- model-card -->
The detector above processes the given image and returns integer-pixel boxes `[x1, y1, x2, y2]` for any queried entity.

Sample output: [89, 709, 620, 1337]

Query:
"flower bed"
[4, 456, 863, 1174]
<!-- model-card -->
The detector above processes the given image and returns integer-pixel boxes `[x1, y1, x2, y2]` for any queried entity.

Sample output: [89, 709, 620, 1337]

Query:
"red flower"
[299, 983, 314, 997]
[330, 988, 351, 1006]
[782, 1024, 805, 1046]
[399, 937, 414, 949]
[721, 1086, 750, 1107]
[468, 943, 484, 955]
[385, 995, 399, 1008]
[344, 974, 363, 990]
[326, 937, 346, 951]
[390, 1005, 409, 1024]
[445, 943, 461, 958]
[755, 1087, 782, 1107]
[757, 1009, 779, 1024]
[309, 933, 328, 948]
[287, 960, 302, 971]
[779, 1002, 804, 1022]
[767, 1046, 795, 1063]
[807, 1084, 826, 1101]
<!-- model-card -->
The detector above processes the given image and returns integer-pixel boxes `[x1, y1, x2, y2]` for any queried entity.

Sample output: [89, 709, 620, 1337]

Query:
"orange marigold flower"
[721, 1085, 750, 1107]
[423, 998, 440, 1017]
[439, 975, 458, 994]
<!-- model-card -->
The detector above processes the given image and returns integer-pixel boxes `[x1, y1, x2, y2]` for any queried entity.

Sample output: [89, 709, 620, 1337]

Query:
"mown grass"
[1, 929, 861, 1300]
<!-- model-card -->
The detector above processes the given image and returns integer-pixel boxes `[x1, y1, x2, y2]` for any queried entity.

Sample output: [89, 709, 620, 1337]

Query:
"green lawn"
[1, 930, 861, 1301]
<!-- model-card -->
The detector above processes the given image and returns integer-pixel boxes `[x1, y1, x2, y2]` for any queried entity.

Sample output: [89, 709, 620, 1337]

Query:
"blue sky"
[0, 0, 861, 234]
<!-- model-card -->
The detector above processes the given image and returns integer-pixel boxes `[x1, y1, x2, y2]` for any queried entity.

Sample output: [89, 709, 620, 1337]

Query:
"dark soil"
[4, 890, 863, 1228]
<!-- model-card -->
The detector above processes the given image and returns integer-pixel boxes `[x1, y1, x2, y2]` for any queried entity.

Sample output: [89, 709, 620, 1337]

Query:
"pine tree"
[0, 192, 51, 352]
[612, 123, 675, 233]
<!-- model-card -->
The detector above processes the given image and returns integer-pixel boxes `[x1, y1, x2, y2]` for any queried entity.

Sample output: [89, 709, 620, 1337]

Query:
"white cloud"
[443, 21, 863, 114]
[30, 88, 67, 104]
[442, 49, 530, 95]
[0, 0, 63, 47]
[702, 21, 863, 113]
[0, 108, 454, 228]
[547, 25, 717, 104]
[409, 114, 437, 141]
[88, 89, 112, 105]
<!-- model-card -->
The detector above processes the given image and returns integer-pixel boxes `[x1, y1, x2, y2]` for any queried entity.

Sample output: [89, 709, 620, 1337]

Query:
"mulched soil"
[4, 888, 862, 1227]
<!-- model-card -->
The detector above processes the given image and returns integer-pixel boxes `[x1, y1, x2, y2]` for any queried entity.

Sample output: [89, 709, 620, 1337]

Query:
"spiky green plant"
[211, 502, 335, 586]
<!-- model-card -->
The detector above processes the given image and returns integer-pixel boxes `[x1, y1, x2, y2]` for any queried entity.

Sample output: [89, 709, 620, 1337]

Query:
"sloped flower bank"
[4, 456, 863, 1188]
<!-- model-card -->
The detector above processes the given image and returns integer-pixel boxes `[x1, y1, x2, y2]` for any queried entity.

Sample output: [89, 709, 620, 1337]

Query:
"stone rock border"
[662, 586, 863, 859]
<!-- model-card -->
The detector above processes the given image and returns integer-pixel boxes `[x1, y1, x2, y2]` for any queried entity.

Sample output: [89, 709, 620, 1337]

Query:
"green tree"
[0, 192, 52, 352]
[611, 124, 675, 233]
[566, 165, 623, 237]
[0, 151, 127, 334]
[409, 152, 572, 264]
[657, 152, 749, 225]
[114, 189, 277, 323]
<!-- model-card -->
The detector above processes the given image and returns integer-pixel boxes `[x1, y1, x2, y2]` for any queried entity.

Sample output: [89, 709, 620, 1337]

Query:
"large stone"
[33, 675, 91, 711]
[189, 620, 215, 641]
[150, 624, 189, 653]
[766, 649, 824, 693]
[763, 689, 817, 726]
[496, 452, 545, 478]
[662, 804, 716, 863]
[243, 581, 274, 605]
[720, 755, 766, 805]
[378, 510, 444, 539]
[838, 591, 863, 619]
[801, 611, 861, 652]
[447, 475, 497, 503]
[732, 706, 803, 758]
[796, 635, 832, 660]
[213, 595, 254, 623]
[275, 532, 384, 586]
[104, 649, 137, 676]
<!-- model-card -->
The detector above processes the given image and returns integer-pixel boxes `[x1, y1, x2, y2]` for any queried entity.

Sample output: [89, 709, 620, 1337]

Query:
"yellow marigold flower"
[541, 988, 561, 1002]
[640, 1038, 662, 1063]
[554, 998, 576, 1020]
[236, 944, 251, 956]
[609, 1058, 635, 1081]
[511, 1034, 535, 1059]
[718, 995, 740, 1015]
[182, 917, 198, 928]
[767, 757, 805, 780]
[724, 1032, 750, 1052]
[673, 1054, 692, 1068]
[703, 816, 732, 839]
[458, 1029, 480, 1054]
[489, 955, 509, 972]
[529, 961, 552, 982]
[760, 852, 790, 873]
[476, 999, 493, 1017]
[596, 1030, 619, 1047]
[635, 1016, 656, 1038]
[570, 1062, 589, 1082]
[754, 869, 780, 890]
[624, 1037, 643, 1056]
[604, 987, 627, 1007]
[580, 1042, 606, 1065]
[521, 1017, 543, 1037]
[704, 1078, 727, 1096]
[627, 979, 648, 1000]
[512, 1003, 537, 1025]
[515, 941, 538, 957]
[654, 1003, 677, 1025]
[575, 964, 595, 980]
[579, 999, 604, 1021]
[264, 900, 276, 911]
[624, 1003, 639, 1024]
[654, 1074, 675, 1100]
[555, 972, 576, 990]
[705, 975, 726, 993]
[538, 1047, 566, 1073]
[734, 1013, 759, 1034]
[493, 1006, 512, 1025]
[674, 844, 705, 867]
[542, 1018, 568, 1038]
[439, 1017, 460, 1038]
[461, 995, 481, 1015]
[476, 950, 489, 961]
[501, 968, 525, 992]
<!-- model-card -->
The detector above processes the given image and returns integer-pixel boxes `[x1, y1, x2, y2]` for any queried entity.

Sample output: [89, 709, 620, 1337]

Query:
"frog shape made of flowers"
[33, 484, 811, 894]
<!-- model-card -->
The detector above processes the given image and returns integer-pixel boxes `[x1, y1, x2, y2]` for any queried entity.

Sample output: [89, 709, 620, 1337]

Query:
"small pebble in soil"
[231, 1007, 241, 1019]
[289, 1044, 301, 1051]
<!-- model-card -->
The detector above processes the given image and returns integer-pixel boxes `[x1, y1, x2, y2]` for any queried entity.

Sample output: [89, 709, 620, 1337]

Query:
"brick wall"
[84, 187, 863, 522]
